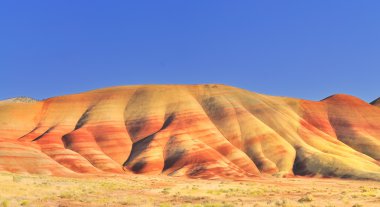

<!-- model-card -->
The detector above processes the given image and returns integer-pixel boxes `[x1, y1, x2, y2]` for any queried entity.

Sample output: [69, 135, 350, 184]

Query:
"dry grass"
[0, 172, 379, 206]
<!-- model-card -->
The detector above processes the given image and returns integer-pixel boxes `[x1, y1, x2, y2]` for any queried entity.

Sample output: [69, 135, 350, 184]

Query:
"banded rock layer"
[0, 84, 380, 180]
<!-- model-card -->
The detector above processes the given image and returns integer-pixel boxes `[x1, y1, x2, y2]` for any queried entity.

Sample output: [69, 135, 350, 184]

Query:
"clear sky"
[1, 1, 379, 102]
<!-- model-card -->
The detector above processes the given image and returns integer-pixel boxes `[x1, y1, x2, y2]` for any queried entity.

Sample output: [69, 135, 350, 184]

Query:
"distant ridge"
[0, 96, 38, 103]
[370, 97, 380, 107]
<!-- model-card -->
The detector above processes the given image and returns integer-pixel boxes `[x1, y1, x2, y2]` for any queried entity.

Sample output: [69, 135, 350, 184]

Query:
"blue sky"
[1, 1, 379, 101]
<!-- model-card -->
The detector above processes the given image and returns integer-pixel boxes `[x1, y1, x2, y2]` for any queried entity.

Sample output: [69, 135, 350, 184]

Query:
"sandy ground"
[0, 172, 379, 207]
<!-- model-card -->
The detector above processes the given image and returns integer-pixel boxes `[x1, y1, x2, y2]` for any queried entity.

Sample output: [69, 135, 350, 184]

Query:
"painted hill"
[0, 84, 380, 180]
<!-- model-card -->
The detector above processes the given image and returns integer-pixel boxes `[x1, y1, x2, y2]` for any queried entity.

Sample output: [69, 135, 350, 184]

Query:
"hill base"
[0, 172, 379, 207]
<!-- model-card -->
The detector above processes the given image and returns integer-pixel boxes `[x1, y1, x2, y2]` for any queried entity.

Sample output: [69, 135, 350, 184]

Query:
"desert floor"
[0, 172, 379, 207]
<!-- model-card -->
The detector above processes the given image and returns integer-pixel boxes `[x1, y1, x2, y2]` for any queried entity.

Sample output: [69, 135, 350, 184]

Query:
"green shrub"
[20, 200, 29, 206]
[298, 194, 313, 202]
[1, 200, 9, 207]
[12, 175, 22, 183]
